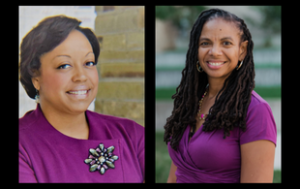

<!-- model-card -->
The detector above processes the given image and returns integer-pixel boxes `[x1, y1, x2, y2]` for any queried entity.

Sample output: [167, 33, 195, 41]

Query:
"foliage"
[253, 6, 281, 34]
[245, 6, 281, 47]
[155, 6, 207, 31]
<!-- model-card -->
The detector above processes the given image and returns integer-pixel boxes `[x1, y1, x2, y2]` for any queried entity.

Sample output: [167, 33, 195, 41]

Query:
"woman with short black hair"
[19, 15, 144, 183]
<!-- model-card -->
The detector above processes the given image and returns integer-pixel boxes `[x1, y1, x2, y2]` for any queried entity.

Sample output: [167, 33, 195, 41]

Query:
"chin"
[67, 102, 92, 114]
[206, 69, 232, 79]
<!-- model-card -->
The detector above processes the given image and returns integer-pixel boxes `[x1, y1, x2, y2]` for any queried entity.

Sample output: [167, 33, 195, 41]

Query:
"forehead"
[43, 29, 93, 58]
[200, 18, 241, 40]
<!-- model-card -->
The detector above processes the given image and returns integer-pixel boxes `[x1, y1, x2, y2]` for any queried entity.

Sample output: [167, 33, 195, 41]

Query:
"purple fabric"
[168, 90, 277, 183]
[19, 104, 144, 183]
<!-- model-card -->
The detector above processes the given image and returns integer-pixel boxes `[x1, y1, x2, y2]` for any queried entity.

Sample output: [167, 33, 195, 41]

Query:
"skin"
[32, 29, 98, 140]
[167, 18, 275, 183]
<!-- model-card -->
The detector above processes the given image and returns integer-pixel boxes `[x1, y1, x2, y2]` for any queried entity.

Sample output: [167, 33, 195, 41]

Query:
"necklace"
[197, 86, 209, 120]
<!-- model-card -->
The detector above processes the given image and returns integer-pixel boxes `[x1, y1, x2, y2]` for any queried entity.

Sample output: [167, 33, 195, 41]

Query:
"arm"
[167, 161, 177, 183]
[240, 140, 275, 183]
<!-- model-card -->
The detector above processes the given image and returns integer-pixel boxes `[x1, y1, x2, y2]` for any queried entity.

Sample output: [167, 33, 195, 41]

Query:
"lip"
[206, 61, 226, 69]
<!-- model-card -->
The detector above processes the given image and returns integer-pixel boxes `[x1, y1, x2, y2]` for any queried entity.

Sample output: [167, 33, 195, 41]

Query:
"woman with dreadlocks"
[164, 8, 277, 183]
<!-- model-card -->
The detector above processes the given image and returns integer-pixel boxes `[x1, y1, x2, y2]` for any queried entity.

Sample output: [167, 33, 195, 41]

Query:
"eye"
[200, 42, 209, 46]
[85, 61, 97, 66]
[223, 41, 232, 45]
[57, 64, 71, 69]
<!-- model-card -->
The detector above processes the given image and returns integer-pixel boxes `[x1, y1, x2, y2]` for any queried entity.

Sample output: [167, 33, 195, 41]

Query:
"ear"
[31, 76, 40, 91]
[239, 40, 248, 61]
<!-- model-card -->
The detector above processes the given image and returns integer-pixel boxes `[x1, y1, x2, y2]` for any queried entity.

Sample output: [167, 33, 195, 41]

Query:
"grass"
[155, 131, 281, 183]
[156, 86, 281, 101]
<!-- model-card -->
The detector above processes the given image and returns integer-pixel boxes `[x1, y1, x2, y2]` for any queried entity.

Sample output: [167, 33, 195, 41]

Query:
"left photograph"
[19, 6, 145, 183]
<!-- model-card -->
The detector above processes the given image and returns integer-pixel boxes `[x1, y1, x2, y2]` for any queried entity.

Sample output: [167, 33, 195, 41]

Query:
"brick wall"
[94, 6, 145, 126]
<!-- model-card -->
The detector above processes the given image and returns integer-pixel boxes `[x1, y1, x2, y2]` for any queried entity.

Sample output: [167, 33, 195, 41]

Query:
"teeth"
[68, 90, 88, 95]
[208, 62, 224, 66]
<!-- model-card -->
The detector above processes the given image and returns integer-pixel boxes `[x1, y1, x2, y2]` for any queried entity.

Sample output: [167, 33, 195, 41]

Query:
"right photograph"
[155, 6, 281, 183]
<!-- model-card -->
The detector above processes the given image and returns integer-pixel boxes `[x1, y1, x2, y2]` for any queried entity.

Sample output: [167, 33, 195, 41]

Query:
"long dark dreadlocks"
[164, 8, 255, 150]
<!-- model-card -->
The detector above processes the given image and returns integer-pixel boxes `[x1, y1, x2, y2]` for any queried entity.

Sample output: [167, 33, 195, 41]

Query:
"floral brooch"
[84, 143, 119, 175]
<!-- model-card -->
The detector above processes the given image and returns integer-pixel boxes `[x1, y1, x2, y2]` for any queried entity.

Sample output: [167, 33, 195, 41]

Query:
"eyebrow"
[199, 37, 234, 42]
[52, 51, 94, 61]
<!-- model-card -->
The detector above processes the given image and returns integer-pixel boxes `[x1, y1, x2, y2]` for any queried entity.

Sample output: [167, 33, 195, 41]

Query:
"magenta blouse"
[19, 104, 144, 183]
[168, 90, 277, 183]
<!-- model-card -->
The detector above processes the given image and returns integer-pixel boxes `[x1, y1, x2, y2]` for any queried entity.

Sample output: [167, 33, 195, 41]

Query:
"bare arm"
[167, 161, 177, 183]
[240, 140, 276, 183]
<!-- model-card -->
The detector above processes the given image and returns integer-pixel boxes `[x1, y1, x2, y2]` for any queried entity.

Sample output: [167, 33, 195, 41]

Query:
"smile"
[207, 61, 225, 66]
[206, 61, 226, 69]
[67, 89, 90, 95]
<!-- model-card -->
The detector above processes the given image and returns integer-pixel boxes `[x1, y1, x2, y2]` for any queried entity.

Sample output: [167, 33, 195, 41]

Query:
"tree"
[155, 6, 207, 31]
[245, 6, 281, 47]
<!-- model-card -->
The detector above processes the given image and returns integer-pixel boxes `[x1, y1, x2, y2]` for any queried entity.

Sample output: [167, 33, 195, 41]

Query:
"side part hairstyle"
[164, 8, 255, 150]
[19, 15, 100, 99]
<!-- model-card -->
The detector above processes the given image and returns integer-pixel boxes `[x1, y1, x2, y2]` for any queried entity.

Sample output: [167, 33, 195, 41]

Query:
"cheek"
[39, 70, 69, 96]
[88, 69, 99, 96]
[226, 49, 240, 63]
[198, 48, 208, 65]
[198, 47, 209, 58]
[89, 69, 99, 86]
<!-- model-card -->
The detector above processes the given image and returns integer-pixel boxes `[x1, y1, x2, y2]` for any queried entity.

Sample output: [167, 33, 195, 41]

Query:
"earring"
[35, 89, 40, 103]
[236, 60, 243, 70]
[196, 61, 204, 73]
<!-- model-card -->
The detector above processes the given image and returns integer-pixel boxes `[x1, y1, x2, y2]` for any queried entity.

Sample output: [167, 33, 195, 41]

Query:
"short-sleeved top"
[19, 104, 144, 183]
[168, 90, 277, 183]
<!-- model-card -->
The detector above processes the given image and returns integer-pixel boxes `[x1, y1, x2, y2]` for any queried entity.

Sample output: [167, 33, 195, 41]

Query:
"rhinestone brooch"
[84, 143, 119, 175]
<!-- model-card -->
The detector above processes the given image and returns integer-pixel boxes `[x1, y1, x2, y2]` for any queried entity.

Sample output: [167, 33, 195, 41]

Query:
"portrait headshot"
[19, 6, 145, 183]
[155, 6, 281, 183]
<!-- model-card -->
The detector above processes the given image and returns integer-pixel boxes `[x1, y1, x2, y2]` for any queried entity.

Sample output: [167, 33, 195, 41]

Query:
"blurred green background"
[155, 6, 281, 183]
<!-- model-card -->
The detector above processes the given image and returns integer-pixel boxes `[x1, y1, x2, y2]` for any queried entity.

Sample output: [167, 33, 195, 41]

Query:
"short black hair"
[19, 15, 100, 99]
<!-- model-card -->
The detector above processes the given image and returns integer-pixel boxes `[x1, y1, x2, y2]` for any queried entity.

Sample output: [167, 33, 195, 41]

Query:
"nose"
[72, 65, 87, 82]
[209, 44, 222, 56]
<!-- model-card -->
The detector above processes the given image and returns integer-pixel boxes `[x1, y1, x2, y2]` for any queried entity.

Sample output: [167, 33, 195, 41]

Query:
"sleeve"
[19, 144, 38, 183]
[240, 102, 277, 146]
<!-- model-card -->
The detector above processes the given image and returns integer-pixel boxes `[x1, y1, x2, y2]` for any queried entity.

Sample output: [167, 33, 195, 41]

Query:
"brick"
[98, 50, 144, 62]
[94, 14, 116, 35]
[138, 7, 144, 29]
[126, 32, 144, 50]
[114, 6, 143, 10]
[135, 119, 144, 127]
[95, 6, 104, 13]
[96, 80, 144, 99]
[101, 34, 126, 51]
[116, 9, 142, 32]
[95, 99, 144, 120]
[95, 7, 144, 35]
[99, 62, 144, 77]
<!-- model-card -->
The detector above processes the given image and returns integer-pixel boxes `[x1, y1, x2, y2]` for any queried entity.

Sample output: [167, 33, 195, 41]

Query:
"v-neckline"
[187, 124, 203, 143]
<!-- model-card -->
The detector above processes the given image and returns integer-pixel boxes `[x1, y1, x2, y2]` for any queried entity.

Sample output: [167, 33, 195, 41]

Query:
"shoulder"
[249, 90, 269, 109]
[19, 109, 38, 132]
[86, 110, 144, 136]
[240, 90, 277, 145]
[247, 90, 276, 121]
[86, 110, 143, 128]
[246, 90, 274, 118]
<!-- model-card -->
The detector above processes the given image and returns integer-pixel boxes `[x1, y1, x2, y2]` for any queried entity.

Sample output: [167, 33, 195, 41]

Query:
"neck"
[207, 77, 226, 99]
[38, 103, 89, 139]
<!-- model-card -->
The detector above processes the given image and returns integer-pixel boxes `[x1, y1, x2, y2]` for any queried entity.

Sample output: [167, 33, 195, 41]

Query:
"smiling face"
[198, 18, 248, 81]
[32, 29, 99, 115]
